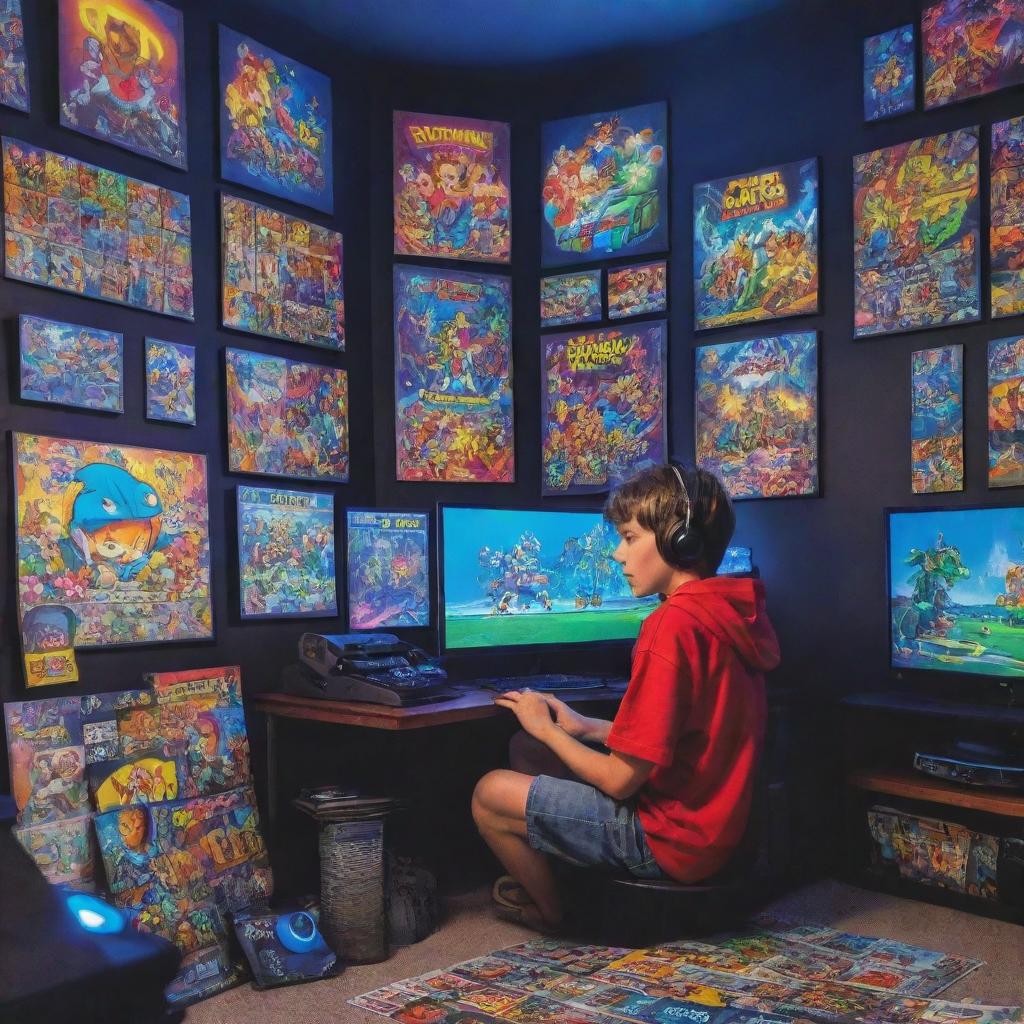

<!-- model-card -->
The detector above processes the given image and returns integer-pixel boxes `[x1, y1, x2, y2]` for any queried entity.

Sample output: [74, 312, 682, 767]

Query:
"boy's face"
[613, 516, 678, 598]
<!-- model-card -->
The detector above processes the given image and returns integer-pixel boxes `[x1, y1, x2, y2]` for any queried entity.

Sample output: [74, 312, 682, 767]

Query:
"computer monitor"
[718, 545, 753, 576]
[439, 505, 657, 652]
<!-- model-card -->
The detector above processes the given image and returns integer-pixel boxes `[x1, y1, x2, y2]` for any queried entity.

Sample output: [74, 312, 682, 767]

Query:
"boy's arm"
[543, 694, 612, 745]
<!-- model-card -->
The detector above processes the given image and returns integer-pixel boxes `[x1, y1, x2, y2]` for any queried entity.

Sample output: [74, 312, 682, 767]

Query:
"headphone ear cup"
[670, 523, 704, 566]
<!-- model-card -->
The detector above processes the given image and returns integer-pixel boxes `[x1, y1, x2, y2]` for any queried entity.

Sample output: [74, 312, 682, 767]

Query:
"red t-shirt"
[606, 577, 780, 883]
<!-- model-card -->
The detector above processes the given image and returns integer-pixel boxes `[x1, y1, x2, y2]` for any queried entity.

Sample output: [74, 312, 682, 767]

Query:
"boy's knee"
[471, 768, 527, 825]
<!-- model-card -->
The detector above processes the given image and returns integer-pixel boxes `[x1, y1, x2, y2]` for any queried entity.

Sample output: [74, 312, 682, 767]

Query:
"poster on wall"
[607, 260, 667, 320]
[853, 127, 980, 338]
[2, 137, 194, 319]
[225, 347, 349, 483]
[221, 193, 344, 351]
[693, 158, 819, 331]
[695, 332, 819, 499]
[911, 345, 964, 494]
[864, 24, 915, 121]
[540, 270, 602, 328]
[540, 322, 666, 496]
[988, 335, 1024, 488]
[991, 116, 1024, 319]
[219, 26, 332, 214]
[145, 338, 195, 424]
[13, 432, 214, 648]
[0, 0, 29, 111]
[393, 110, 510, 263]
[58, 0, 187, 169]
[541, 101, 668, 267]
[393, 265, 514, 483]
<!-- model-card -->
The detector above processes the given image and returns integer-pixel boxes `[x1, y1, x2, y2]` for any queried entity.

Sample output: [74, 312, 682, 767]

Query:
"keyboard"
[473, 674, 628, 693]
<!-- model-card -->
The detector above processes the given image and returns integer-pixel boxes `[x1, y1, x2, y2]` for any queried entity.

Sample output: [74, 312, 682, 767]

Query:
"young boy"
[471, 464, 780, 931]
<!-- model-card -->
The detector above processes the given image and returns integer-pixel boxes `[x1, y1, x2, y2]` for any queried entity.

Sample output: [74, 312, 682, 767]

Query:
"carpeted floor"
[183, 879, 1024, 1023]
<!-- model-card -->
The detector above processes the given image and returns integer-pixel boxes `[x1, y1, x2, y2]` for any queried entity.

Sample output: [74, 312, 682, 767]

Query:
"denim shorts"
[525, 774, 666, 879]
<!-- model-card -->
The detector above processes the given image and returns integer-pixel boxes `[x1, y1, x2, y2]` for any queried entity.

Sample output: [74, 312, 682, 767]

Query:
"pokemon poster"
[911, 345, 963, 494]
[541, 101, 668, 267]
[394, 110, 510, 262]
[219, 26, 332, 214]
[541, 322, 666, 495]
[607, 260, 667, 320]
[540, 271, 602, 328]
[145, 338, 196, 424]
[853, 127, 980, 338]
[394, 265, 514, 483]
[13, 433, 213, 648]
[0, 0, 28, 111]
[991, 116, 1024, 319]
[988, 335, 1024, 488]
[864, 24, 915, 121]
[58, 0, 187, 168]
[694, 158, 818, 330]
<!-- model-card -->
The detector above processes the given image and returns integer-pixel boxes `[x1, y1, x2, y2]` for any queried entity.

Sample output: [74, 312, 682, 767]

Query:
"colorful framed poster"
[394, 265, 514, 483]
[19, 314, 123, 413]
[145, 338, 195, 424]
[853, 127, 980, 338]
[237, 485, 337, 619]
[219, 26, 332, 214]
[58, 0, 187, 169]
[2, 137, 194, 319]
[694, 158, 819, 330]
[14, 815, 94, 889]
[221, 193, 344, 351]
[991, 116, 1024, 319]
[346, 509, 430, 630]
[225, 348, 349, 483]
[695, 332, 819, 500]
[394, 110, 510, 262]
[923, 0, 1024, 110]
[13, 432, 213, 648]
[541, 101, 668, 267]
[989, 336, 1024, 488]
[911, 345, 964, 494]
[540, 270, 602, 328]
[864, 25, 916, 121]
[541, 322, 666, 495]
[608, 260, 667, 320]
[0, 0, 28, 111]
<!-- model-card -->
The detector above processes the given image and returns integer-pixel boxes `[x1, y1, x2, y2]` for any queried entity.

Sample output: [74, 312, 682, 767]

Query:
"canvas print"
[82, 688, 154, 764]
[394, 265, 514, 482]
[21, 605, 79, 687]
[346, 509, 430, 630]
[853, 127, 980, 338]
[0, 0, 28, 111]
[225, 348, 349, 483]
[912, 345, 963, 494]
[923, 0, 1024, 110]
[146, 665, 242, 707]
[14, 814, 94, 889]
[864, 25, 916, 121]
[394, 110, 510, 262]
[90, 754, 180, 811]
[58, 0, 187, 168]
[541, 101, 668, 266]
[219, 26, 332, 214]
[540, 271, 602, 328]
[19, 314, 123, 412]
[696, 332, 818, 499]
[237, 485, 337, 619]
[694, 158, 818, 330]
[145, 338, 195, 424]
[989, 335, 1024, 488]
[541, 322, 666, 496]
[991, 116, 1024, 319]
[221, 193, 344, 350]
[14, 432, 213, 648]
[608, 260, 667, 319]
[2, 137, 194, 319]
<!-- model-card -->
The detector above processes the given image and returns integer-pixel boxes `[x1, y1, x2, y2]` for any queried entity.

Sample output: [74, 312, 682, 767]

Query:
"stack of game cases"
[292, 786, 403, 823]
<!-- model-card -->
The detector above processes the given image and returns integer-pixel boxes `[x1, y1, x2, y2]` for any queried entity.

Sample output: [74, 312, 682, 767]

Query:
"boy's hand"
[492, 690, 558, 742]
[541, 694, 589, 740]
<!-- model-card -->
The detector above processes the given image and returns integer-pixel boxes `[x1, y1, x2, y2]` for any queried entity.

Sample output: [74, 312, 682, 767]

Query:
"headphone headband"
[662, 462, 704, 569]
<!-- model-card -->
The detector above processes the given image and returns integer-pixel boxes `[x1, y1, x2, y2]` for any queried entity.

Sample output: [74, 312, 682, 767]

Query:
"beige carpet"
[184, 879, 1024, 1023]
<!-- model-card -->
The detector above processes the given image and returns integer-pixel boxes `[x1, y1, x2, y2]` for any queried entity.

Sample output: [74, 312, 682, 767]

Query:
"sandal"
[491, 874, 533, 909]
[493, 900, 566, 937]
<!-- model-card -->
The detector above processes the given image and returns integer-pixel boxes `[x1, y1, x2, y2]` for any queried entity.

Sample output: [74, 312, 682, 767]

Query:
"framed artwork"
[219, 26, 332, 214]
[145, 338, 195, 424]
[923, 0, 1024, 110]
[864, 25, 915, 121]
[912, 345, 964, 494]
[853, 127, 980, 338]
[394, 265, 514, 483]
[15, 815, 94, 889]
[394, 110, 510, 262]
[992, 116, 1024, 319]
[57, 0, 187, 169]
[695, 332, 819, 500]
[346, 509, 431, 630]
[541, 101, 668, 267]
[13, 432, 213, 648]
[237, 485, 337, 619]
[989, 336, 1024, 488]
[19, 314, 123, 413]
[221, 193, 344, 351]
[541, 322, 666, 495]
[0, 0, 28, 111]
[694, 158, 819, 330]
[540, 270, 602, 328]
[607, 260, 667, 320]
[2, 137, 194, 319]
[225, 347, 349, 483]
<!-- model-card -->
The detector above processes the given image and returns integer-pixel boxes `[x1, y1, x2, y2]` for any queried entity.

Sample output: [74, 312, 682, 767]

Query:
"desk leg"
[266, 713, 278, 835]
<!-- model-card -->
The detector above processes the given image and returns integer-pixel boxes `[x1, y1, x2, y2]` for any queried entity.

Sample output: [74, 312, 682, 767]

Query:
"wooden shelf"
[848, 769, 1024, 817]
[842, 691, 1024, 726]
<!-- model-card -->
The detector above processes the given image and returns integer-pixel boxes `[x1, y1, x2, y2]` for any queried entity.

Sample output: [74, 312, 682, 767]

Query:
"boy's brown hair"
[604, 464, 735, 577]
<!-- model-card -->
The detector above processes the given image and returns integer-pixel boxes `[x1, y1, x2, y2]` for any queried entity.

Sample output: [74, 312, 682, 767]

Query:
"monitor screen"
[718, 545, 753, 576]
[440, 505, 657, 651]
[888, 506, 1024, 679]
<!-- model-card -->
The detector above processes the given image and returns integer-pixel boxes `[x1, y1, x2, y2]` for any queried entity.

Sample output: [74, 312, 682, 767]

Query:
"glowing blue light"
[66, 893, 127, 934]
[275, 911, 323, 953]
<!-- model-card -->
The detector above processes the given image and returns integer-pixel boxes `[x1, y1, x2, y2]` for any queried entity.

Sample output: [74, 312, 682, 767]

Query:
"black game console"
[913, 740, 1024, 790]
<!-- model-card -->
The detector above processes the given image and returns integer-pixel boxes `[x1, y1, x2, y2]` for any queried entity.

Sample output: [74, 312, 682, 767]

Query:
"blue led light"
[66, 892, 127, 935]
[275, 911, 323, 953]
